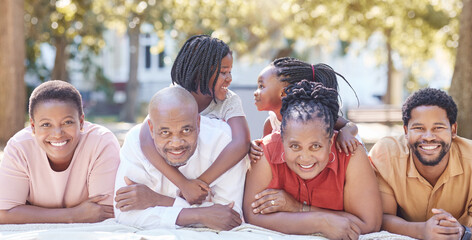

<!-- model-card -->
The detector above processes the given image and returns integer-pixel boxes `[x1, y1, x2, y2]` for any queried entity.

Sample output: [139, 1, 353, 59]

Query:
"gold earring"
[329, 152, 335, 163]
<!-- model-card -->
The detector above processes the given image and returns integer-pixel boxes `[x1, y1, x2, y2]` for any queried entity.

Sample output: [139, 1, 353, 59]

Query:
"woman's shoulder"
[80, 122, 120, 147]
[261, 132, 284, 164]
[2, 127, 41, 167]
[5, 127, 36, 149]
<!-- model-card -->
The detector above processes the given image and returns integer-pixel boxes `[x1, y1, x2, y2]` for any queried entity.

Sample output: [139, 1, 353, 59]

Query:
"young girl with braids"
[243, 80, 381, 238]
[250, 57, 360, 162]
[138, 35, 250, 205]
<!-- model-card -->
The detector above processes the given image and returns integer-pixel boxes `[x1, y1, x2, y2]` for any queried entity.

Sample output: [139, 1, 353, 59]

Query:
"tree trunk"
[50, 35, 69, 82]
[120, 24, 140, 122]
[384, 30, 394, 105]
[0, 0, 26, 146]
[449, 0, 472, 138]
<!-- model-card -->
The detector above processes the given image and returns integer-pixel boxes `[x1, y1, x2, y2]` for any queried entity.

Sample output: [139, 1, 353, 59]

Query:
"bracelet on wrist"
[301, 202, 310, 212]
[462, 225, 471, 240]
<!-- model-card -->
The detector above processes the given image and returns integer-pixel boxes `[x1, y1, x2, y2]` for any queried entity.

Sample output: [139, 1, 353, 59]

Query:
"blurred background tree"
[282, 0, 460, 105]
[0, 0, 471, 145]
[0, 0, 25, 146]
[25, 0, 108, 82]
[450, 0, 472, 139]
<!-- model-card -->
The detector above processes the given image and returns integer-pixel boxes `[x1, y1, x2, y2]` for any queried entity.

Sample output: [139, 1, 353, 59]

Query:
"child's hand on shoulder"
[179, 179, 211, 205]
[336, 130, 359, 156]
[249, 139, 264, 163]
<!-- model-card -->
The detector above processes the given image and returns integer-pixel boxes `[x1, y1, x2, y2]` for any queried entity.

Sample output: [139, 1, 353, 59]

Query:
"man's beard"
[411, 140, 450, 166]
[164, 146, 191, 167]
[164, 158, 188, 167]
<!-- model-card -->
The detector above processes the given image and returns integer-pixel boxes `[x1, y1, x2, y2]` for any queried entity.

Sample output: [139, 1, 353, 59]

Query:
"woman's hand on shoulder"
[250, 189, 301, 214]
[249, 139, 264, 163]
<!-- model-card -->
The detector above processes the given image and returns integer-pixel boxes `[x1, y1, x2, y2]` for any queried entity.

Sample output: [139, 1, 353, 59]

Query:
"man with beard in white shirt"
[114, 86, 247, 230]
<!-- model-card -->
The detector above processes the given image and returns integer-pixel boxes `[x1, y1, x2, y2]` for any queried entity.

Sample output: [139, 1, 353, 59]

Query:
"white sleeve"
[209, 158, 247, 217]
[114, 127, 187, 230]
[202, 120, 247, 217]
[222, 91, 246, 121]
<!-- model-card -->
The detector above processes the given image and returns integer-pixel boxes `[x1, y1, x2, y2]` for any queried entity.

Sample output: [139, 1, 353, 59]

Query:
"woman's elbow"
[0, 209, 12, 224]
[243, 204, 263, 226]
[360, 211, 382, 233]
[364, 219, 381, 234]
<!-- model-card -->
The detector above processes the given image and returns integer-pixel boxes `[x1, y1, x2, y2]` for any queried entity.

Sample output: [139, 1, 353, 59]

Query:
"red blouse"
[261, 132, 351, 210]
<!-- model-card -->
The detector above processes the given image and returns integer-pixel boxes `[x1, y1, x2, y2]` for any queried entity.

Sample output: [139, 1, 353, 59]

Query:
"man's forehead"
[156, 123, 195, 132]
[153, 112, 197, 128]
[408, 105, 450, 126]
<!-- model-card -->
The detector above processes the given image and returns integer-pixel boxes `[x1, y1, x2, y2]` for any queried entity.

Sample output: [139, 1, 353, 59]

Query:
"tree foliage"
[25, 0, 109, 86]
[21, 0, 467, 123]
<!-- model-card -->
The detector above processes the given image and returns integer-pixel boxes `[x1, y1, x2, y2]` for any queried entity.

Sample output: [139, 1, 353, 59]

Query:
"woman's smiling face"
[31, 100, 83, 171]
[282, 118, 334, 180]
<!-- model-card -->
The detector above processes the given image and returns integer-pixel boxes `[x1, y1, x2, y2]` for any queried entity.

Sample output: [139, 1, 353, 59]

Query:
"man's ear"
[451, 122, 458, 139]
[196, 115, 201, 134]
[148, 119, 154, 138]
[403, 125, 408, 137]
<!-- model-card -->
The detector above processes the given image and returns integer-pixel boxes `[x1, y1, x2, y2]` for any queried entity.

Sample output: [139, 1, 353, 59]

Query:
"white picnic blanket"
[0, 219, 415, 240]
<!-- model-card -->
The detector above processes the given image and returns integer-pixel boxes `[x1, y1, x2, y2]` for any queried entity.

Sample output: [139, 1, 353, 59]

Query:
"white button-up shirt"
[114, 116, 247, 229]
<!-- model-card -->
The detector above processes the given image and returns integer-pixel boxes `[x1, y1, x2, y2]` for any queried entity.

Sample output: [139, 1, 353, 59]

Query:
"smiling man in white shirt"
[114, 87, 247, 230]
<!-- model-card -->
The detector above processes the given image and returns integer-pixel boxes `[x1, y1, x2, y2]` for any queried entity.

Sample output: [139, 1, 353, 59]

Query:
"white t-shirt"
[114, 116, 248, 229]
[172, 84, 245, 121]
[268, 111, 281, 134]
[200, 89, 245, 121]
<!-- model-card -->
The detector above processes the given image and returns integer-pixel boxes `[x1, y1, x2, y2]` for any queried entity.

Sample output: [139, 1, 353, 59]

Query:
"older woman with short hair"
[244, 80, 382, 239]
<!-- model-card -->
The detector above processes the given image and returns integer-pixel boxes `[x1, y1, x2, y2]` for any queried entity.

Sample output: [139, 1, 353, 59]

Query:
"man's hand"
[198, 202, 242, 231]
[248, 139, 263, 163]
[72, 195, 114, 223]
[423, 208, 462, 240]
[179, 179, 211, 205]
[115, 177, 162, 211]
[251, 189, 301, 214]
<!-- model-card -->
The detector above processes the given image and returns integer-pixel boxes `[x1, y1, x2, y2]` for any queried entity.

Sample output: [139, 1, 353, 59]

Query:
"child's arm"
[139, 122, 210, 205]
[198, 116, 250, 185]
[334, 116, 360, 155]
[249, 117, 272, 162]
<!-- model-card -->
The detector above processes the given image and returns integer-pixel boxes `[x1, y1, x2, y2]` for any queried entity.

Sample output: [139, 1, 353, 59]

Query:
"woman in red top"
[243, 80, 382, 239]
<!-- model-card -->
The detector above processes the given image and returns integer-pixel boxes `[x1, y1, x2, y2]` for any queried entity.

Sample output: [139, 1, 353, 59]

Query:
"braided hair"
[280, 80, 339, 138]
[272, 57, 358, 104]
[171, 35, 231, 102]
